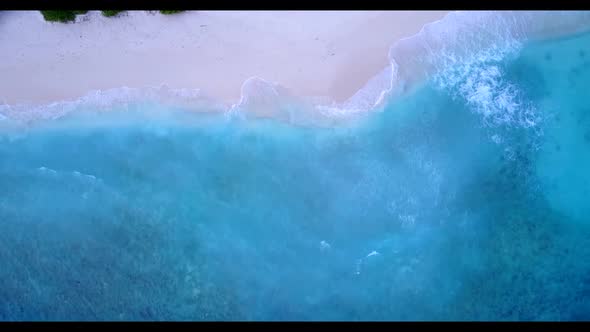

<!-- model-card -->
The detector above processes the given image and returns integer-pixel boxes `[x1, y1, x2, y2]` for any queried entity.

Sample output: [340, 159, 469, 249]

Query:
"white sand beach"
[0, 10, 448, 106]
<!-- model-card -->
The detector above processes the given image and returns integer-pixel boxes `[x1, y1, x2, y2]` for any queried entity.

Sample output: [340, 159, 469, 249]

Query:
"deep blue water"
[1, 29, 590, 321]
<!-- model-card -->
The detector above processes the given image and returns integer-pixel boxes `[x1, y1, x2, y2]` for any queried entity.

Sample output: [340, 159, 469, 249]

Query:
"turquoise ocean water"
[1, 14, 590, 320]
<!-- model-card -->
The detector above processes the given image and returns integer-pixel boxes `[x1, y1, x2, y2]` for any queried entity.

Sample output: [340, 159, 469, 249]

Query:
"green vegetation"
[160, 11, 185, 15]
[39, 10, 186, 23]
[40, 11, 88, 23]
[102, 11, 124, 17]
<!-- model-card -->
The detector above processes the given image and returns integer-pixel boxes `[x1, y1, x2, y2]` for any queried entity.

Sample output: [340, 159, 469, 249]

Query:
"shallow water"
[1, 27, 590, 321]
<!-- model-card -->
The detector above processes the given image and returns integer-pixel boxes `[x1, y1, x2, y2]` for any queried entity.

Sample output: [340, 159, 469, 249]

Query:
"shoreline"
[3, 11, 590, 127]
[0, 10, 448, 107]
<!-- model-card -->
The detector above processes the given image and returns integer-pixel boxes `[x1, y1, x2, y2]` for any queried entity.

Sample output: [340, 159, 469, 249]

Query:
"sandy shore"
[0, 10, 448, 106]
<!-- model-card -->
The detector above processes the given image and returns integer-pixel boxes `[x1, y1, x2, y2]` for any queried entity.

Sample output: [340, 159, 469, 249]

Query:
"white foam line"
[38, 166, 57, 175]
